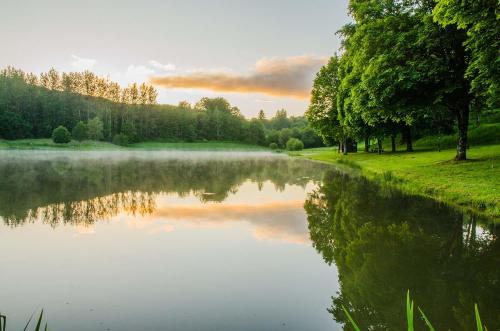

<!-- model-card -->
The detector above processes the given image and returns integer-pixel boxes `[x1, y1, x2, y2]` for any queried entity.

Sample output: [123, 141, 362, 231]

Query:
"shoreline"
[2, 138, 498, 219]
[289, 145, 499, 220]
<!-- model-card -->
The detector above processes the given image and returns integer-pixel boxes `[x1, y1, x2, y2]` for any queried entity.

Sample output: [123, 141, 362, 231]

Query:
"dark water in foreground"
[0, 151, 498, 331]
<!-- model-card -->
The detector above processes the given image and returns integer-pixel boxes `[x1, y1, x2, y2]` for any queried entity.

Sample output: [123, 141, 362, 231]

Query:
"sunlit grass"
[294, 144, 499, 218]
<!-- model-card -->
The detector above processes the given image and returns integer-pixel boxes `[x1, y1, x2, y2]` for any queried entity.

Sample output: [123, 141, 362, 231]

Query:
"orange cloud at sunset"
[149, 55, 328, 99]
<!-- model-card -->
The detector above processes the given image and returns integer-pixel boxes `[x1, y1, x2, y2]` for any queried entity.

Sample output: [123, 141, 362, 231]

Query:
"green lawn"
[0, 139, 267, 151]
[291, 144, 500, 219]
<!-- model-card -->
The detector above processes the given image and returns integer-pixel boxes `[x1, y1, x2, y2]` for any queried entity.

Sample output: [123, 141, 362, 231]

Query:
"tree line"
[307, 0, 498, 160]
[0, 67, 323, 148]
[1, 66, 158, 104]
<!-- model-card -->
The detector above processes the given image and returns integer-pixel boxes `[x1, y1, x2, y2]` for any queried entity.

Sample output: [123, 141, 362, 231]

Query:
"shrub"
[52, 125, 71, 144]
[286, 138, 304, 151]
[113, 133, 129, 146]
[269, 142, 278, 150]
[72, 121, 87, 142]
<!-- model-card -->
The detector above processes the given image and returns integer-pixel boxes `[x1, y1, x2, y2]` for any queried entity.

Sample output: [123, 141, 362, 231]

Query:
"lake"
[0, 151, 498, 330]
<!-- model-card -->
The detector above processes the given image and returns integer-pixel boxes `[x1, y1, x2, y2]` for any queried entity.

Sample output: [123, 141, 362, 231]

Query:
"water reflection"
[0, 151, 327, 227]
[0, 151, 338, 331]
[1, 151, 498, 330]
[305, 170, 499, 330]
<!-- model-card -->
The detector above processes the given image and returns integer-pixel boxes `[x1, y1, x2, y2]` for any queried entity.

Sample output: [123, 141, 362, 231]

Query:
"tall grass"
[342, 291, 488, 330]
[0, 311, 47, 331]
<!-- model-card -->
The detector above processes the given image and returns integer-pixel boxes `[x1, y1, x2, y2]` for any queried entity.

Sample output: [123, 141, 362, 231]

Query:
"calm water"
[0, 151, 498, 330]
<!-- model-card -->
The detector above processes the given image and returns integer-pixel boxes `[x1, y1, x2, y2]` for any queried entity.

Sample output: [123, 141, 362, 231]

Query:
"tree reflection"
[305, 170, 499, 330]
[0, 154, 327, 226]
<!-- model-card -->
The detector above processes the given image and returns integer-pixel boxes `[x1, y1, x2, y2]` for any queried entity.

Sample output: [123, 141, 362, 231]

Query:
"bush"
[113, 133, 129, 146]
[72, 121, 87, 142]
[286, 138, 304, 151]
[52, 125, 71, 144]
[269, 142, 278, 150]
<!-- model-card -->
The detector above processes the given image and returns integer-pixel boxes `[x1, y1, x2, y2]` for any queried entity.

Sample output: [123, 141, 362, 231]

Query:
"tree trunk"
[338, 142, 342, 153]
[391, 135, 396, 152]
[455, 104, 469, 161]
[364, 135, 370, 152]
[343, 137, 348, 155]
[377, 138, 382, 155]
[403, 125, 413, 152]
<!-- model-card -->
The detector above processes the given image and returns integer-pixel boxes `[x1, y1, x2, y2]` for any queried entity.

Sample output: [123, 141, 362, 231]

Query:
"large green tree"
[340, 0, 473, 160]
[434, 0, 499, 109]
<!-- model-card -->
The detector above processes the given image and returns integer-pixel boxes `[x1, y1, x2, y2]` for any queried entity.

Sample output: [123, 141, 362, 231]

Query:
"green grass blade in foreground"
[341, 305, 361, 331]
[475, 304, 484, 331]
[418, 307, 436, 331]
[34, 310, 43, 331]
[407, 290, 414, 331]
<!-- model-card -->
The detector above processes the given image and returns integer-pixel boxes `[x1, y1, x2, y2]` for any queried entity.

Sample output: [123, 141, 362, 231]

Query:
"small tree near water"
[286, 138, 304, 151]
[52, 125, 71, 144]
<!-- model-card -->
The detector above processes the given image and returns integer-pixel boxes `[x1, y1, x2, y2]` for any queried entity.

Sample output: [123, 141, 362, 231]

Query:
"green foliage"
[71, 121, 87, 142]
[269, 142, 278, 150]
[433, 0, 499, 108]
[121, 121, 137, 143]
[0, 72, 275, 145]
[246, 119, 266, 145]
[51, 125, 71, 144]
[87, 117, 103, 141]
[279, 128, 293, 148]
[0, 111, 32, 139]
[112, 133, 129, 146]
[307, 56, 344, 145]
[286, 138, 304, 151]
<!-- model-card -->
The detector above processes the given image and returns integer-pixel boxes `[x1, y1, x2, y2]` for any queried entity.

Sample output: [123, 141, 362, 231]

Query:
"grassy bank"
[0, 139, 267, 151]
[291, 143, 499, 219]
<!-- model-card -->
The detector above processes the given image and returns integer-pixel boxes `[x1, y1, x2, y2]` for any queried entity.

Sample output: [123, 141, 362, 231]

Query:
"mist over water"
[0, 151, 498, 330]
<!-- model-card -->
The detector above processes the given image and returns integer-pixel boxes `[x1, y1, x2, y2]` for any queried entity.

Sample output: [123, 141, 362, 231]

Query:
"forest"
[0, 67, 323, 149]
[306, 0, 498, 161]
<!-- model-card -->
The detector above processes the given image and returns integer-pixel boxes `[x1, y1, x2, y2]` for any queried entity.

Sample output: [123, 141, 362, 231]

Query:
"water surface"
[0, 151, 498, 330]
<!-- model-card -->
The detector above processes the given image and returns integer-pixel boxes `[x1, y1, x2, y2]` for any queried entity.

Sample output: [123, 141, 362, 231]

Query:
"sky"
[0, 0, 350, 117]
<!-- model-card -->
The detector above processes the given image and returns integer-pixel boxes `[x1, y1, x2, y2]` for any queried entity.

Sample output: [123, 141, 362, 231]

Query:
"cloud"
[149, 55, 328, 99]
[149, 60, 176, 72]
[70, 55, 96, 70]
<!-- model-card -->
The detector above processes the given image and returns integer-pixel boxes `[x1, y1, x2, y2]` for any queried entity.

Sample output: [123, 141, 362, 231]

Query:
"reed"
[342, 291, 488, 330]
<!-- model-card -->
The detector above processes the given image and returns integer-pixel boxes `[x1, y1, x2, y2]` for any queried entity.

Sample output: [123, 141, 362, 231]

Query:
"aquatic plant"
[342, 291, 488, 331]
[0, 310, 47, 331]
